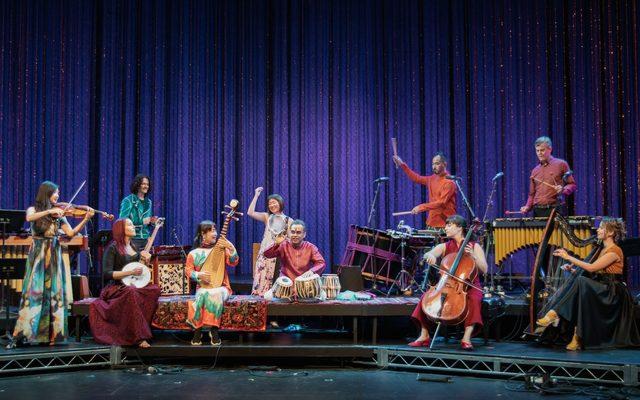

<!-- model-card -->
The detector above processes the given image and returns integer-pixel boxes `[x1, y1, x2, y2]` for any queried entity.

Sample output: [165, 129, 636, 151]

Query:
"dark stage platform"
[0, 341, 112, 375]
[3, 292, 639, 386]
[126, 332, 640, 385]
[70, 295, 424, 344]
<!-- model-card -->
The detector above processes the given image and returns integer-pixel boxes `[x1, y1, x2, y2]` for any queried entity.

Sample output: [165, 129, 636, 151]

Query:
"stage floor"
[0, 366, 604, 400]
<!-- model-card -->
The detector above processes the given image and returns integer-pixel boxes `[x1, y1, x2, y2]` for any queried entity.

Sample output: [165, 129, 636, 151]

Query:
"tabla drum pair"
[322, 274, 341, 300]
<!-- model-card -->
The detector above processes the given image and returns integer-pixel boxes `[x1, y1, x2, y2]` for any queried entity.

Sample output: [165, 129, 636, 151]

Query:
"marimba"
[492, 216, 596, 266]
[1, 235, 87, 305]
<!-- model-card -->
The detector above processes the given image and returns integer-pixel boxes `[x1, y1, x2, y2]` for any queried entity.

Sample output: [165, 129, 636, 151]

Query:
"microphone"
[445, 175, 461, 181]
[492, 172, 504, 182]
[373, 176, 389, 183]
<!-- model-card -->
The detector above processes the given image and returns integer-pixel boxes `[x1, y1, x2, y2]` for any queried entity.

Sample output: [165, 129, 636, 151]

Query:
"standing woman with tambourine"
[8, 181, 95, 348]
[248, 187, 292, 296]
[89, 218, 161, 348]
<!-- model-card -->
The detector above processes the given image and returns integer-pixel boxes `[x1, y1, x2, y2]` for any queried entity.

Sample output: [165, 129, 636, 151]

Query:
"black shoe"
[209, 329, 221, 346]
[191, 330, 203, 346]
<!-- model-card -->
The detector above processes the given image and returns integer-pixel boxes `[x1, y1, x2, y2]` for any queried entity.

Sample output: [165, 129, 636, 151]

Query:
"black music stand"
[93, 230, 113, 291]
[0, 209, 27, 340]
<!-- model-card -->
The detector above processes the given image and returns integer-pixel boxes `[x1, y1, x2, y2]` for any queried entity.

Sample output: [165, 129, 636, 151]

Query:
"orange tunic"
[400, 163, 457, 228]
[597, 244, 624, 275]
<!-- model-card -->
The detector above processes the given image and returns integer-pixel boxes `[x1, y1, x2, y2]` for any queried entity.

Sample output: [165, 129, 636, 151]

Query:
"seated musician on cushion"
[185, 220, 239, 346]
[409, 215, 488, 350]
[536, 218, 640, 350]
[89, 219, 161, 348]
[263, 219, 326, 288]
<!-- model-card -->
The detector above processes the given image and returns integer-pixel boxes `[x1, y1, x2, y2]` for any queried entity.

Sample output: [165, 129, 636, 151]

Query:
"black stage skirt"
[553, 274, 640, 349]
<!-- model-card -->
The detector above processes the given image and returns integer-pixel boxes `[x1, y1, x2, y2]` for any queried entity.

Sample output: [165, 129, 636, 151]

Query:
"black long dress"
[550, 245, 640, 349]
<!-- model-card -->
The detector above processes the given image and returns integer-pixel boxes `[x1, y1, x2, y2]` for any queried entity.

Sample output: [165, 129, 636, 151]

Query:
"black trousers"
[532, 204, 565, 218]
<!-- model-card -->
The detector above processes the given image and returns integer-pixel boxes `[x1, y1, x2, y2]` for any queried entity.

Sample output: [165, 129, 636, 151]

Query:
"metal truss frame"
[363, 348, 639, 386]
[0, 346, 113, 374]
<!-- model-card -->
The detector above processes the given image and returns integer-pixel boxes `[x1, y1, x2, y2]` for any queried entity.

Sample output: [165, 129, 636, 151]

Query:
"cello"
[420, 221, 480, 326]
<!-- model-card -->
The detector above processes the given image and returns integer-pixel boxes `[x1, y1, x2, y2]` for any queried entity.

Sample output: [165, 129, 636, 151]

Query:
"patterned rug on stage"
[152, 295, 267, 332]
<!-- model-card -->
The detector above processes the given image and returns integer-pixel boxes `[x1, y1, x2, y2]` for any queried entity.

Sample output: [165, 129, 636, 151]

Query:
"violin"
[420, 222, 480, 325]
[53, 202, 115, 221]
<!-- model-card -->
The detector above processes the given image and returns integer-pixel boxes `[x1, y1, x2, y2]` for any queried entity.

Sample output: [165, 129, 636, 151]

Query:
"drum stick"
[532, 177, 556, 189]
[392, 137, 399, 169]
[393, 211, 412, 216]
[505, 210, 525, 215]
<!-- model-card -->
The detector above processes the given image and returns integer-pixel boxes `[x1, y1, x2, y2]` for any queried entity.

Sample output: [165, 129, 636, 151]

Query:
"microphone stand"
[450, 178, 476, 221]
[481, 176, 500, 291]
[366, 177, 388, 294]
[367, 180, 384, 229]
[171, 227, 188, 295]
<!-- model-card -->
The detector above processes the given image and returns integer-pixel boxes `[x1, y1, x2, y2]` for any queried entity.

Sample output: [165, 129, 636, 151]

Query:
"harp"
[525, 208, 600, 335]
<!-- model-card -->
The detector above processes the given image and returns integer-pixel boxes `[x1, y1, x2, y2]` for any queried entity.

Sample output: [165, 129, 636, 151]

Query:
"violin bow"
[422, 262, 515, 299]
[62, 180, 87, 211]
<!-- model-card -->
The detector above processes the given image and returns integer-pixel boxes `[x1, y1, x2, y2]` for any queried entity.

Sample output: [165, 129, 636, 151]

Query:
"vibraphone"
[1, 235, 87, 305]
[492, 216, 596, 266]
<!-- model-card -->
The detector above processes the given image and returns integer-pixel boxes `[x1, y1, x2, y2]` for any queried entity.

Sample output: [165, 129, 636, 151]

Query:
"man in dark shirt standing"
[520, 136, 577, 217]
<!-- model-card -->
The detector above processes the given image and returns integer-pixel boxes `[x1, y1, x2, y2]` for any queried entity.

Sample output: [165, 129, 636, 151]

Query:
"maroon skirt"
[411, 278, 483, 335]
[89, 284, 161, 346]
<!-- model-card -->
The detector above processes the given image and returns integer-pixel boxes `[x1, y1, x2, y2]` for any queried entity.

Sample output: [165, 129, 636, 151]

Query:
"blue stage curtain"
[1, 0, 639, 286]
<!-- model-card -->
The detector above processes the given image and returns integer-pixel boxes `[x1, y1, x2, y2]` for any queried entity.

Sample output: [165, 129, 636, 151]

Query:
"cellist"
[409, 215, 488, 350]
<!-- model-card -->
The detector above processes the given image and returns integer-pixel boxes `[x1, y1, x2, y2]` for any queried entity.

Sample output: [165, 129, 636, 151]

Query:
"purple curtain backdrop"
[1, 0, 639, 286]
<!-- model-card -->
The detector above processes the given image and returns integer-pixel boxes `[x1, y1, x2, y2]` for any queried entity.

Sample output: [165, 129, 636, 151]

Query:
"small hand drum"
[272, 276, 293, 300]
[268, 214, 288, 237]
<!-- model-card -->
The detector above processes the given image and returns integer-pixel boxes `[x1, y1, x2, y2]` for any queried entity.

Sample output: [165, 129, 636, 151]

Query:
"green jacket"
[119, 194, 153, 239]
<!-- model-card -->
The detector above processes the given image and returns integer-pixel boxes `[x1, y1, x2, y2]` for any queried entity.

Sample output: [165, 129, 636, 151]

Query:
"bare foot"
[138, 340, 151, 348]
